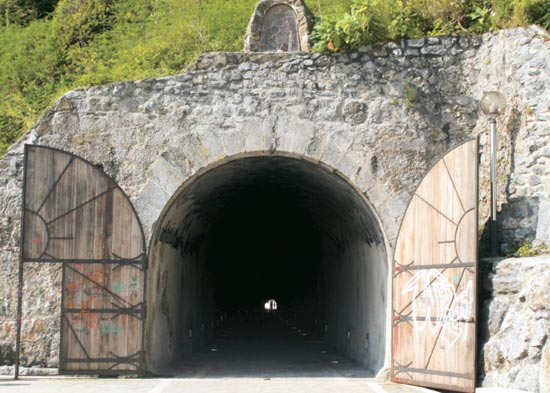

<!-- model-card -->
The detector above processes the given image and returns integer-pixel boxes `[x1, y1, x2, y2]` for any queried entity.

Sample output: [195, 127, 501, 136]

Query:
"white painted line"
[148, 379, 172, 393]
[476, 389, 530, 393]
[367, 382, 389, 393]
[409, 385, 440, 392]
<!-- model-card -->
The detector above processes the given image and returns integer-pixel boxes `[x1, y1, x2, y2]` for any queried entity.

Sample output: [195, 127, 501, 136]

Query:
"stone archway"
[145, 152, 389, 375]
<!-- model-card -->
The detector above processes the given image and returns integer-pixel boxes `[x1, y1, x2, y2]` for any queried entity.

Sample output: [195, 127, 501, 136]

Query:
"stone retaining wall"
[0, 26, 548, 388]
[481, 255, 550, 392]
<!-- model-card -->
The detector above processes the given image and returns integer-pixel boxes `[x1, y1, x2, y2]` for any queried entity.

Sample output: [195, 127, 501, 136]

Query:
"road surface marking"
[410, 386, 439, 392]
[367, 382, 389, 393]
[148, 379, 172, 393]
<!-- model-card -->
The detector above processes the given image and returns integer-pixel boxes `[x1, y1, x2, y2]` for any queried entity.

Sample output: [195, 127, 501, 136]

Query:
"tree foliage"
[0, 0, 58, 26]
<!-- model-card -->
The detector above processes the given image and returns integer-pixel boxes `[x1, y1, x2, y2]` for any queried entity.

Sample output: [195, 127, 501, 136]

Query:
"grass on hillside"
[0, 0, 548, 155]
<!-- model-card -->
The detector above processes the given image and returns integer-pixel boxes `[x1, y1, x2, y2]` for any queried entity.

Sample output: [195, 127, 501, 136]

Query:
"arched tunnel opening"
[146, 154, 388, 377]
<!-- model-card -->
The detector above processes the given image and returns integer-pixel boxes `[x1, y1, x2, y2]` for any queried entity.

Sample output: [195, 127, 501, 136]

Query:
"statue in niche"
[244, 0, 312, 52]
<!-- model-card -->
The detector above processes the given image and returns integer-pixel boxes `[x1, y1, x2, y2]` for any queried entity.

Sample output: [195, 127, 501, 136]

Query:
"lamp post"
[480, 91, 507, 256]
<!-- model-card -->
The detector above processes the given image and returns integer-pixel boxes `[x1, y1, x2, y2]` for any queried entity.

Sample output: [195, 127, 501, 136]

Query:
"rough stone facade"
[481, 256, 550, 392]
[0, 26, 548, 389]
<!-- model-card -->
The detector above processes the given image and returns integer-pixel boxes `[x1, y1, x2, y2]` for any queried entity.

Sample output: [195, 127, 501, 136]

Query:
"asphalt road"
[0, 314, 437, 393]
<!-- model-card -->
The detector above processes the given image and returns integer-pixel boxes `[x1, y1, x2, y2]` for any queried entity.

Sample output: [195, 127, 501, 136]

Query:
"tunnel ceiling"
[155, 155, 384, 256]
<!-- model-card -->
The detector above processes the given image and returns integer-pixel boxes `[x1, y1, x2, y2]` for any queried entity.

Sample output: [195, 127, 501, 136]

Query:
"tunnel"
[146, 153, 388, 376]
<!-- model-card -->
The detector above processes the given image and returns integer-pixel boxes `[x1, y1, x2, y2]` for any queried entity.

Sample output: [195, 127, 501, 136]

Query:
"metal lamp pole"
[480, 91, 507, 257]
[489, 116, 498, 256]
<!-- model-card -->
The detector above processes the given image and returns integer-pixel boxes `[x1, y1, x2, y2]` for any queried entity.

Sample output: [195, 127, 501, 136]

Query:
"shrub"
[310, 0, 550, 52]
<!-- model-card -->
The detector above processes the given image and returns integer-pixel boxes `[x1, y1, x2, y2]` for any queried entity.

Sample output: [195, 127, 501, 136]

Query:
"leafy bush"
[310, 0, 550, 52]
[527, 0, 550, 30]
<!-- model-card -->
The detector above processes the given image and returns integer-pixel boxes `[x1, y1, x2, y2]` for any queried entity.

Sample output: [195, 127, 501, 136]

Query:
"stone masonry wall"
[0, 26, 549, 386]
[482, 256, 550, 392]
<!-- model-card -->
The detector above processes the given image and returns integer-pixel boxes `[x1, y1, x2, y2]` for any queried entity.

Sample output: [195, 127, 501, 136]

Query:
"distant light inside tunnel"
[264, 299, 278, 311]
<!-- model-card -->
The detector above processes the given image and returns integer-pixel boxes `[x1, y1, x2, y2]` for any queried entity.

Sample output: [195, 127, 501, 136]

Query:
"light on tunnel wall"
[264, 299, 278, 311]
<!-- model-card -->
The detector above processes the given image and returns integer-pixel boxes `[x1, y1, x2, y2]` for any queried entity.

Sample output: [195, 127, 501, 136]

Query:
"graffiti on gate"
[101, 324, 124, 335]
[65, 268, 107, 330]
[402, 270, 473, 348]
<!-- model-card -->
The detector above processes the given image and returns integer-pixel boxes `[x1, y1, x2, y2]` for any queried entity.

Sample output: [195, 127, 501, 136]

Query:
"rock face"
[482, 256, 550, 392]
[0, 26, 548, 386]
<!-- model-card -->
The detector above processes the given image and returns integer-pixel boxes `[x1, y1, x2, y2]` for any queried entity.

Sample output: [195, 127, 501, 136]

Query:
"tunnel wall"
[0, 27, 548, 374]
[323, 240, 387, 372]
[147, 241, 215, 372]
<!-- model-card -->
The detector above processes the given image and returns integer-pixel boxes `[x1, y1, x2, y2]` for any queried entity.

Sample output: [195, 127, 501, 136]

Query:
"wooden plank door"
[392, 139, 478, 392]
[21, 145, 147, 375]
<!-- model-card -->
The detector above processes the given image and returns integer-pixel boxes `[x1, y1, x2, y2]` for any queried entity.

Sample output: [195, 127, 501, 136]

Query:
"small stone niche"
[244, 0, 312, 52]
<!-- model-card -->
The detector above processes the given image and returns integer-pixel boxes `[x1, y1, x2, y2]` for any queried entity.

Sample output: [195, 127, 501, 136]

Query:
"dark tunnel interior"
[146, 155, 388, 376]
[205, 181, 322, 313]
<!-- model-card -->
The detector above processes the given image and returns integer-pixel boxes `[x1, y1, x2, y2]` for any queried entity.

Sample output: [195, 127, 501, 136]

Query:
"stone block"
[134, 180, 171, 231]
[535, 199, 550, 245]
[343, 101, 368, 125]
[542, 343, 550, 393]
[407, 38, 425, 48]
[421, 45, 447, 56]
[514, 364, 540, 392]
[276, 117, 315, 154]
[404, 48, 420, 56]
[147, 153, 187, 195]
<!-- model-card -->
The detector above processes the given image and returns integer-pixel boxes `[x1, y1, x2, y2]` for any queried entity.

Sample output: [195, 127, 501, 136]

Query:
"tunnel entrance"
[146, 153, 388, 376]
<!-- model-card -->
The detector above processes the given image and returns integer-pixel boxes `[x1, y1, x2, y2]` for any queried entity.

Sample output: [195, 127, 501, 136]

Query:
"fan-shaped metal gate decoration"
[17, 145, 146, 375]
[392, 139, 478, 392]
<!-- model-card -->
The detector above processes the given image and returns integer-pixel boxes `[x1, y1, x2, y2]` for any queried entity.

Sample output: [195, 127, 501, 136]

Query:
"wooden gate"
[392, 139, 478, 392]
[20, 145, 146, 374]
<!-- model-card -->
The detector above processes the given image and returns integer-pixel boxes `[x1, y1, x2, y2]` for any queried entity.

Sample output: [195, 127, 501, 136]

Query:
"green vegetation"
[403, 80, 418, 108]
[516, 240, 549, 257]
[0, 0, 352, 154]
[310, 0, 550, 52]
[0, 0, 548, 155]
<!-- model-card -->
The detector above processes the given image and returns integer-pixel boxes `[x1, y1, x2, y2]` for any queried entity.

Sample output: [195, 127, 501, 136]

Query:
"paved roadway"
[0, 313, 438, 393]
[0, 376, 437, 393]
